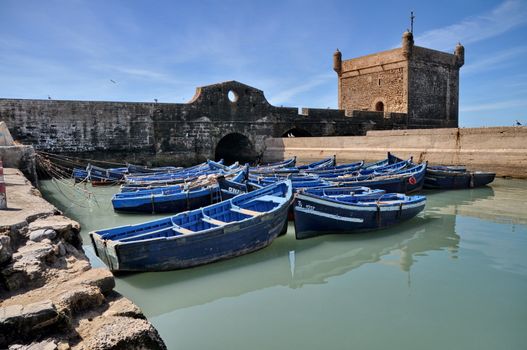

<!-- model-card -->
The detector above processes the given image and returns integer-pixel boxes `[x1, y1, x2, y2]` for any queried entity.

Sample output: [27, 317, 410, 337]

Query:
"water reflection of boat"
[425, 184, 526, 225]
[117, 214, 459, 317]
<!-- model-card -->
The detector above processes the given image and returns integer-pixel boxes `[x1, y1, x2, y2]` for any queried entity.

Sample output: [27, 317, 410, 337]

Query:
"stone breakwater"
[0, 169, 166, 349]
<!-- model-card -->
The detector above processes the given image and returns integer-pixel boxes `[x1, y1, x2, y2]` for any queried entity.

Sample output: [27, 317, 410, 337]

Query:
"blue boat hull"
[293, 194, 426, 240]
[91, 181, 293, 271]
[424, 170, 495, 189]
[112, 187, 220, 213]
[424, 171, 471, 189]
[337, 173, 424, 193]
[471, 172, 495, 187]
[104, 206, 288, 271]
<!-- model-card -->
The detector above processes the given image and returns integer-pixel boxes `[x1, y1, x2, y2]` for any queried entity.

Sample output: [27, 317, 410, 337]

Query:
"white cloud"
[462, 46, 527, 74]
[267, 73, 334, 105]
[415, 0, 527, 50]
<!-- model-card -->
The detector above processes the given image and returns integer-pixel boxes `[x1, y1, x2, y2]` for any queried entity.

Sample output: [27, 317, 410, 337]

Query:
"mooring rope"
[35, 153, 101, 207]
[37, 150, 126, 166]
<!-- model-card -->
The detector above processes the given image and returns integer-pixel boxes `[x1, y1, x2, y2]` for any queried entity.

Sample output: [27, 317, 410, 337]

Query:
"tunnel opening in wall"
[281, 128, 312, 137]
[215, 133, 257, 165]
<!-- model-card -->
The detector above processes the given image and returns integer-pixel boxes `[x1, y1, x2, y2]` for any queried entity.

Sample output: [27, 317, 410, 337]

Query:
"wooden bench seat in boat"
[202, 217, 228, 226]
[230, 207, 263, 217]
[173, 226, 194, 235]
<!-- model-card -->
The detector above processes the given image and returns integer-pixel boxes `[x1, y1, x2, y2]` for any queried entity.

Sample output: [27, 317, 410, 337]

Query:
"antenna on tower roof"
[410, 11, 415, 34]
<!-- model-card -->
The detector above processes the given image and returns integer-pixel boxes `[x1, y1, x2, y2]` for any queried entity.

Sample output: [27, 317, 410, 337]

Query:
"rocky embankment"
[0, 169, 166, 349]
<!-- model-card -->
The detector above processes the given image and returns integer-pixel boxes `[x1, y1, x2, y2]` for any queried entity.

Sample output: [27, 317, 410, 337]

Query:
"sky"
[1, 0, 526, 127]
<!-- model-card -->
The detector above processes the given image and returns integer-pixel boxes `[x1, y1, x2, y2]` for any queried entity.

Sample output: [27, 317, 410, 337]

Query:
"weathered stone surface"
[0, 169, 57, 231]
[103, 295, 144, 319]
[0, 234, 12, 264]
[9, 340, 59, 350]
[29, 216, 81, 248]
[54, 242, 66, 256]
[1, 242, 56, 291]
[30, 229, 57, 242]
[0, 169, 166, 349]
[55, 285, 105, 315]
[336, 31, 461, 128]
[0, 300, 59, 347]
[73, 268, 115, 295]
[1, 80, 419, 166]
[0, 121, 15, 146]
[0, 144, 38, 188]
[78, 316, 166, 350]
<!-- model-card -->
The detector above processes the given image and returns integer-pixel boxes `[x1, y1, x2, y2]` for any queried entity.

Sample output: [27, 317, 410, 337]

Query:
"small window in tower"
[378, 79, 381, 86]
[375, 101, 384, 112]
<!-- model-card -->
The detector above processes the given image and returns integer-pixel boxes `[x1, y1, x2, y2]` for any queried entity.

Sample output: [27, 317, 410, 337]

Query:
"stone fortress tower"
[333, 31, 464, 128]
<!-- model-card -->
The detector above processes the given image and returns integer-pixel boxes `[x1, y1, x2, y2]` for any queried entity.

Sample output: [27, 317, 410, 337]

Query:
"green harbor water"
[40, 178, 527, 350]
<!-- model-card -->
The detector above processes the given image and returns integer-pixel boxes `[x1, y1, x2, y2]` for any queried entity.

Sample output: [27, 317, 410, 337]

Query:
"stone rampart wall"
[263, 127, 527, 178]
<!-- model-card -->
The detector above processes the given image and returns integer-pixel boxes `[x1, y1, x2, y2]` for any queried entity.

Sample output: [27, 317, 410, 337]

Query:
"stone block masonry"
[1, 81, 438, 167]
[263, 127, 527, 179]
[334, 31, 463, 128]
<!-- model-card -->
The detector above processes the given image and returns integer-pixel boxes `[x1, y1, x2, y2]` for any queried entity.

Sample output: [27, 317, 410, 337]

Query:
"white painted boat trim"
[295, 206, 364, 223]
[296, 194, 426, 212]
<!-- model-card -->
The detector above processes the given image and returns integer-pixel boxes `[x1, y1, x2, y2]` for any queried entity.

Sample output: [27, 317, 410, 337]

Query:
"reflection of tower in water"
[398, 214, 459, 273]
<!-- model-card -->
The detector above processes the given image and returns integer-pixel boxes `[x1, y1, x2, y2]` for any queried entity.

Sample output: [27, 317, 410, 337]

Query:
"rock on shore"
[0, 169, 166, 349]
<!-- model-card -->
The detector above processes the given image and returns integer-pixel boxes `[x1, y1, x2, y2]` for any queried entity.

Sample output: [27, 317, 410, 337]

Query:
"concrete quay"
[0, 168, 166, 350]
[263, 127, 527, 178]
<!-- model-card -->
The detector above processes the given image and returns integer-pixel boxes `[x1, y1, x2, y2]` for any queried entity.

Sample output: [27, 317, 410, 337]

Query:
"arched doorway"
[281, 128, 312, 137]
[215, 133, 257, 165]
[375, 101, 384, 112]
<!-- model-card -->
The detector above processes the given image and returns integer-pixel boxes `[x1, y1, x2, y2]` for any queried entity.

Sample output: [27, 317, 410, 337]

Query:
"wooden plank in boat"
[174, 227, 194, 235]
[202, 217, 228, 226]
[232, 207, 262, 216]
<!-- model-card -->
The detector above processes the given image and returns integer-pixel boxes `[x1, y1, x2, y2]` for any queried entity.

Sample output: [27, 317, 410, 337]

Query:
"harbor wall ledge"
[263, 126, 527, 178]
[0, 145, 38, 186]
[0, 168, 166, 349]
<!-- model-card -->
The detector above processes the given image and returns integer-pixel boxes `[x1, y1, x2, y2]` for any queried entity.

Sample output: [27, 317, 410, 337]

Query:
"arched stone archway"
[375, 101, 384, 112]
[281, 128, 312, 137]
[215, 133, 257, 165]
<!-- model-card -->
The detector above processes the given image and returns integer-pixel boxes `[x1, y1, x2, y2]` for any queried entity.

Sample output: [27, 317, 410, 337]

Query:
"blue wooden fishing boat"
[253, 156, 336, 174]
[302, 186, 386, 198]
[293, 188, 426, 239]
[297, 156, 336, 170]
[125, 168, 222, 185]
[387, 152, 495, 189]
[424, 168, 495, 189]
[217, 175, 248, 200]
[112, 168, 248, 213]
[317, 159, 410, 180]
[126, 164, 182, 174]
[336, 163, 427, 193]
[73, 168, 89, 182]
[90, 180, 293, 272]
[304, 160, 363, 173]
[251, 176, 331, 190]
[251, 157, 297, 171]
[362, 158, 389, 169]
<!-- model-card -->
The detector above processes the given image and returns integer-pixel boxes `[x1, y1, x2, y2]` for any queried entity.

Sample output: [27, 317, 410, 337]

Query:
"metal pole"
[0, 159, 7, 209]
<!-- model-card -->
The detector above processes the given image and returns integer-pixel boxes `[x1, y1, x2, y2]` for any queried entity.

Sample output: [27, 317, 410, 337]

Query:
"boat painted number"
[297, 201, 314, 210]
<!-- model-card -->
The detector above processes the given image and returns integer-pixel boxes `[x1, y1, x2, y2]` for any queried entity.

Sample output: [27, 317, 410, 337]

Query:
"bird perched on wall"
[515, 120, 522, 126]
[47, 95, 51, 100]
[110, 79, 117, 84]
